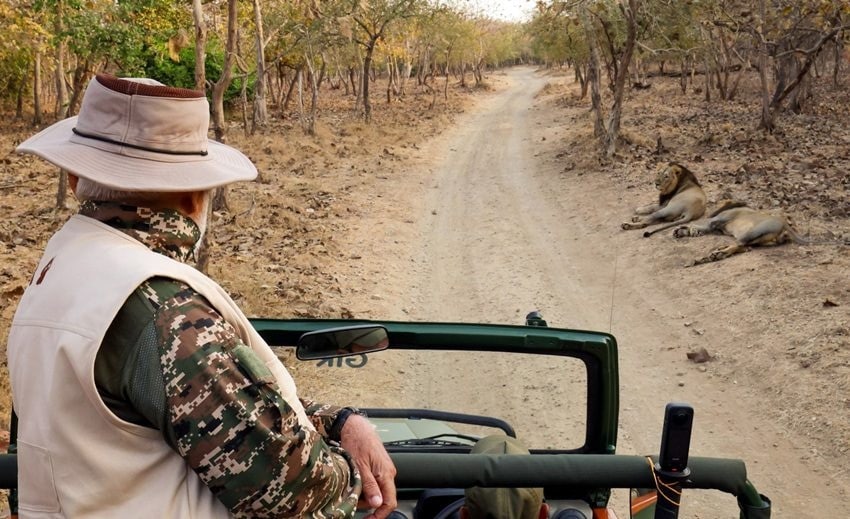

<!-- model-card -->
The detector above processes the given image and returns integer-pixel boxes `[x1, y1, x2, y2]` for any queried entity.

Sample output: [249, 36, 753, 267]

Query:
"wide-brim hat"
[465, 435, 544, 518]
[16, 74, 257, 192]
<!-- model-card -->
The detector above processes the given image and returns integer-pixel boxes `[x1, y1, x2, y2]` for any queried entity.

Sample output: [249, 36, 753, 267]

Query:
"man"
[8, 74, 396, 518]
[461, 435, 549, 519]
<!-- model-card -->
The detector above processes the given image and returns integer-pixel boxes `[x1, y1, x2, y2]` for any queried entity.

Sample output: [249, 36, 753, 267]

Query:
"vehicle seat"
[431, 498, 463, 519]
[413, 489, 465, 519]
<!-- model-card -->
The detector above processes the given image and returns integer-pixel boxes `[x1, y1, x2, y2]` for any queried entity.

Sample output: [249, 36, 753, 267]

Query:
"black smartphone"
[658, 402, 694, 473]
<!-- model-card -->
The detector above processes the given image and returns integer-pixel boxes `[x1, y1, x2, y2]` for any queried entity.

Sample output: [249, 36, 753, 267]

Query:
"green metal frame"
[250, 318, 620, 456]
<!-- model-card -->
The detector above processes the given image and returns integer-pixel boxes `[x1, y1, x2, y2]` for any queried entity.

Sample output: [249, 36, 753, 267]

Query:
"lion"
[621, 162, 707, 237]
[673, 199, 809, 266]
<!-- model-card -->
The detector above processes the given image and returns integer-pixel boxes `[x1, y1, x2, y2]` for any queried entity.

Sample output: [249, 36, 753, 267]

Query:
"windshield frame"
[251, 318, 619, 455]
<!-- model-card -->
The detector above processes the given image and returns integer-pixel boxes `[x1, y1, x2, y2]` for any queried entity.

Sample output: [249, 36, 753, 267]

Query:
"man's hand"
[340, 415, 397, 519]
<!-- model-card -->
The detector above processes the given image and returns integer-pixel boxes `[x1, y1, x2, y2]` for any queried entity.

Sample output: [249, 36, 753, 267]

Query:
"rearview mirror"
[296, 325, 389, 360]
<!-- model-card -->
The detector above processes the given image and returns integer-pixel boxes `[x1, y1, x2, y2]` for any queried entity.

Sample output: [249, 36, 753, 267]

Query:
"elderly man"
[8, 74, 395, 518]
[461, 435, 549, 519]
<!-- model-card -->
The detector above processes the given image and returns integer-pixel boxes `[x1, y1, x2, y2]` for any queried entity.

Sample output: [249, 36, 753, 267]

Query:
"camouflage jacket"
[84, 201, 361, 518]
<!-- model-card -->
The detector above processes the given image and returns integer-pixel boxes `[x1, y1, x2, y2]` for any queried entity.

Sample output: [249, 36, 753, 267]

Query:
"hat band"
[71, 127, 209, 157]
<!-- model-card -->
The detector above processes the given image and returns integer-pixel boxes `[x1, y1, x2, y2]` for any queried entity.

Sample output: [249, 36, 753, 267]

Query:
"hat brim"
[16, 116, 257, 192]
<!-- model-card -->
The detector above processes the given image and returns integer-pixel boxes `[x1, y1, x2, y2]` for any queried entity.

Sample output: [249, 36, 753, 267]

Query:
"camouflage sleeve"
[300, 399, 344, 439]
[153, 283, 361, 518]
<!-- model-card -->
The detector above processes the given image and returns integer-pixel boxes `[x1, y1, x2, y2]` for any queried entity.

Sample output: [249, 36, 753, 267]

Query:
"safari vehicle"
[1, 314, 772, 518]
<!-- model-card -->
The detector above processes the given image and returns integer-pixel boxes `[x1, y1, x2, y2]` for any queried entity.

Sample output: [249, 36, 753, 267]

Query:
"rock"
[686, 347, 712, 363]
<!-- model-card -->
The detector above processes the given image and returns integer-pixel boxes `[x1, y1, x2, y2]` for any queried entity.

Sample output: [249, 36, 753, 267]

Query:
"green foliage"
[526, 3, 587, 65]
[142, 47, 196, 89]
[137, 45, 253, 103]
[0, 2, 49, 105]
[202, 45, 256, 102]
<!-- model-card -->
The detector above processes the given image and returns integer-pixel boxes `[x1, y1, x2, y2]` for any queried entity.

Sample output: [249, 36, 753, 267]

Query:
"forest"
[1, 0, 847, 149]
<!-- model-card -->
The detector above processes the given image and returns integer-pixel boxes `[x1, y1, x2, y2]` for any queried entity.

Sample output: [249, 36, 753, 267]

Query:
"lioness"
[673, 199, 808, 266]
[621, 162, 707, 237]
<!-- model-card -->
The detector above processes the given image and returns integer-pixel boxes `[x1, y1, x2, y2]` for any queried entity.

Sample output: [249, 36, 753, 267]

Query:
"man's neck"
[78, 200, 201, 263]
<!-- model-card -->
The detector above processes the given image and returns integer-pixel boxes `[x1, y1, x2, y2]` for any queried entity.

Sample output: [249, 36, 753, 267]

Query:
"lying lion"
[673, 200, 808, 266]
[621, 162, 707, 237]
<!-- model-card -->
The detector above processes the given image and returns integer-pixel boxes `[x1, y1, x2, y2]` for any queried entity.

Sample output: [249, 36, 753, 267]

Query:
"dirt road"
[345, 67, 848, 516]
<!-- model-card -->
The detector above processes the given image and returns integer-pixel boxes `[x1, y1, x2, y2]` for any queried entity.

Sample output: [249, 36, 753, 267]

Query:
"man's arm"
[300, 399, 344, 438]
[150, 281, 361, 517]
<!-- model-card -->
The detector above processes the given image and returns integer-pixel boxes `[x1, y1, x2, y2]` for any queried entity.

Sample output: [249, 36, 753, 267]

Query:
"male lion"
[673, 200, 808, 266]
[621, 162, 707, 237]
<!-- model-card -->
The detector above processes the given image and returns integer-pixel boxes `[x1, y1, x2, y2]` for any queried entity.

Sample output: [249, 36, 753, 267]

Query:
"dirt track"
[341, 67, 849, 516]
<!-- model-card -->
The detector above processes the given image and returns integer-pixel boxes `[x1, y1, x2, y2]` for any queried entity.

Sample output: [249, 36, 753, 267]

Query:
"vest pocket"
[17, 440, 61, 513]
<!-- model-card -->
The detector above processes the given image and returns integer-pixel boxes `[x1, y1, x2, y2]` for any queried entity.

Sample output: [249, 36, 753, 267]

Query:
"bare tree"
[349, 0, 420, 122]
[210, 0, 239, 214]
[603, 0, 638, 158]
[251, 0, 268, 132]
[54, 0, 68, 119]
[192, 0, 207, 92]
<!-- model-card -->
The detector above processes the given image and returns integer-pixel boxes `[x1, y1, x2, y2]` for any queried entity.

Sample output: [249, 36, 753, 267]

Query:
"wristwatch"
[329, 407, 367, 442]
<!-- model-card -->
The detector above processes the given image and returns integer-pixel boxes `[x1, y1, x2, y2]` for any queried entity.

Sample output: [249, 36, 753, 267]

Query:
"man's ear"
[68, 172, 79, 193]
[538, 503, 550, 519]
[459, 505, 469, 519]
[176, 191, 208, 219]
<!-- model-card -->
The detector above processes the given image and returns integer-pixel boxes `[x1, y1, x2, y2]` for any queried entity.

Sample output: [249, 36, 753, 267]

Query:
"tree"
[347, 0, 421, 122]
[211, 0, 239, 144]
[251, 0, 268, 131]
[192, 0, 207, 92]
[755, 2, 849, 130]
[603, 0, 639, 157]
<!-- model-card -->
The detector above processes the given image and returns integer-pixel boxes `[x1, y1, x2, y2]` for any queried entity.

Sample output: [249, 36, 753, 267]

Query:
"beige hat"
[465, 435, 545, 519]
[16, 74, 257, 192]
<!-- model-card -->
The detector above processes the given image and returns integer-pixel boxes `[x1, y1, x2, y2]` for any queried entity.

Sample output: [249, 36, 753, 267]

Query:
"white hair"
[74, 177, 167, 204]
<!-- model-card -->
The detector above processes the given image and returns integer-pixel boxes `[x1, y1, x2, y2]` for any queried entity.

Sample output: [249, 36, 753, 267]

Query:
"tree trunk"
[604, 0, 638, 158]
[444, 50, 451, 100]
[296, 64, 305, 129]
[15, 81, 24, 120]
[210, 0, 238, 213]
[401, 53, 412, 96]
[196, 201, 214, 274]
[317, 55, 327, 88]
[282, 67, 299, 115]
[211, 0, 238, 144]
[386, 56, 394, 103]
[33, 50, 42, 126]
[192, 0, 207, 92]
[581, 11, 606, 139]
[251, 0, 268, 133]
[348, 66, 358, 97]
[67, 63, 91, 116]
[241, 74, 249, 137]
[55, 0, 69, 119]
[362, 39, 376, 122]
[576, 63, 588, 100]
[757, 0, 774, 131]
[56, 170, 68, 210]
[304, 57, 319, 135]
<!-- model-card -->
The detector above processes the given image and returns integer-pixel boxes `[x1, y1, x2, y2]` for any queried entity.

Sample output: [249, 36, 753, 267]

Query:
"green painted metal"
[250, 318, 619, 457]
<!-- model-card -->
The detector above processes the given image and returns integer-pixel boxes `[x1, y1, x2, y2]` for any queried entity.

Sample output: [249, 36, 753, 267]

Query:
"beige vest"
[8, 215, 313, 518]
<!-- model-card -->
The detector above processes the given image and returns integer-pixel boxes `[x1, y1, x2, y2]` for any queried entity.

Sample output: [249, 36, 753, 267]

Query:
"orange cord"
[645, 456, 682, 508]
